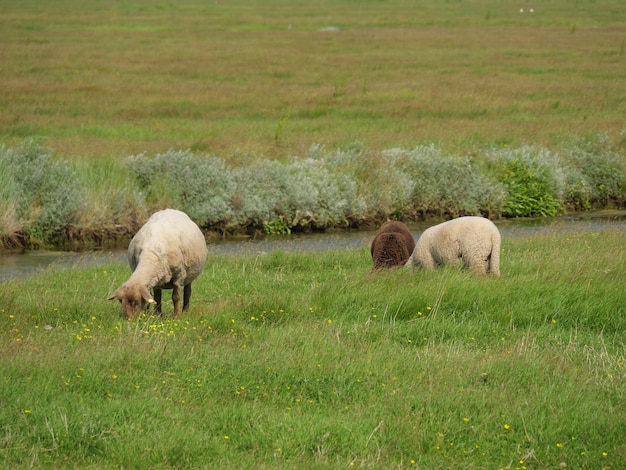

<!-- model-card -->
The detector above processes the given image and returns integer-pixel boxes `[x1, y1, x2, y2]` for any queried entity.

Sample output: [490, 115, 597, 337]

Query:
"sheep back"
[371, 221, 416, 269]
[406, 216, 501, 276]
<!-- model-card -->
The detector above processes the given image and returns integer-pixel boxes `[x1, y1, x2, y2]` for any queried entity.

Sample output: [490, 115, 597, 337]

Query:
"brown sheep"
[370, 221, 416, 270]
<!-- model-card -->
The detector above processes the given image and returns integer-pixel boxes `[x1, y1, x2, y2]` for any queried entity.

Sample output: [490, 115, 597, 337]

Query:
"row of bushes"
[1, 135, 625, 249]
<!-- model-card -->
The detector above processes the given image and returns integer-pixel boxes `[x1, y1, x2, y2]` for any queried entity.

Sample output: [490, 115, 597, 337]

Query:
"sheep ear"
[108, 289, 120, 301]
[140, 286, 154, 304]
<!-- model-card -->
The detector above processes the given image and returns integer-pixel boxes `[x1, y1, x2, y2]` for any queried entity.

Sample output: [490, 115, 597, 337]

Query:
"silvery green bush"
[125, 149, 366, 233]
[228, 160, 284, 229]
[1, 137, 624, 249]
[0, 140, 81, 243]
[124, 141, 625, 232]
[296, 154, 366, 227]
[391, 145, 506, 218]
[561, 134, 626, 210]
[315, 144, 414, 219]
[125, 149, 237, 228]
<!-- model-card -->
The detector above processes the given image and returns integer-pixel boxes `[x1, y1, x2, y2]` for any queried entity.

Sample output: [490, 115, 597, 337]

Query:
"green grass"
[1, 0, 625, 160]
[1, 2, 625, 462]
[1, 228, 625, 468]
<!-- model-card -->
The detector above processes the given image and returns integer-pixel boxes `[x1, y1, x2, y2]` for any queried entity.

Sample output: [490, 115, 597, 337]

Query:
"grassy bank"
[1, 138, 625, 249]
[1, 227, 625, 468]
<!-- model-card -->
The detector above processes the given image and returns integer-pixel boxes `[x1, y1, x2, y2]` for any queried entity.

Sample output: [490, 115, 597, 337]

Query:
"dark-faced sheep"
[405, 216, 501, 276]
[108, 209, 208, 318]
[370, 220, 416, 270]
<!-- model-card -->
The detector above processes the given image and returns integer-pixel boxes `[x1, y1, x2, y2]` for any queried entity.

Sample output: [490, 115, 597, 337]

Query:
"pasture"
[1, 227, 625, 468]
[1, 1, 625, 467]
[1, 0, 625, 159]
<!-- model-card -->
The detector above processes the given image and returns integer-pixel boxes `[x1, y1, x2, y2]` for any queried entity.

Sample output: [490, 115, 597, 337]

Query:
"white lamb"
[108, 209, 208, 318]
[405, 216, 501, 276]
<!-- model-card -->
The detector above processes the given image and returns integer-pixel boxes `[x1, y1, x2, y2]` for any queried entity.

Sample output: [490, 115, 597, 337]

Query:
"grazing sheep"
[371, 220, 416, 270]
[108, 209, 208, 318]
[405, 216, 501, 276]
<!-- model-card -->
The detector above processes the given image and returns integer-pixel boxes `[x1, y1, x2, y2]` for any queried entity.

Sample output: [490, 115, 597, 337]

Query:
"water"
[1, 211, 625, 281]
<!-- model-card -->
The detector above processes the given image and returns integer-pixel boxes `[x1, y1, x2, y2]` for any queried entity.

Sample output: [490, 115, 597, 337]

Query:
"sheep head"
[108, 283, 154, 319]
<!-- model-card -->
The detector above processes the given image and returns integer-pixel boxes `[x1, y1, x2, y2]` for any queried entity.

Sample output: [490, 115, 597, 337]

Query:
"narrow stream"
[1, 211, 625, 281]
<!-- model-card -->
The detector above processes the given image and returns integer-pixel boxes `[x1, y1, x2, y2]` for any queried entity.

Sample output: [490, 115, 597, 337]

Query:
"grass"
[1, 2, 625, 464]
[1, 227, 625, 468]
[1, 0, 626, 160]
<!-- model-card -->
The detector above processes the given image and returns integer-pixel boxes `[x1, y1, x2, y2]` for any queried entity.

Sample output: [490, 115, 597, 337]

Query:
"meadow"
[1, 1, 626, 467]
[1, 226, 625, 468]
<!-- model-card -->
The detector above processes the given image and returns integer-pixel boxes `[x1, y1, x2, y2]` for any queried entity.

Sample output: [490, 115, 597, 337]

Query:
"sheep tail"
[489, 230, 501, 277]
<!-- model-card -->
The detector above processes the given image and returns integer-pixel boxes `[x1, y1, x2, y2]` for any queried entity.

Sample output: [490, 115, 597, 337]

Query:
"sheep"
[405, 216, 501, 276]
[370, 220, 416, 270]
[108, 209, 208, 318]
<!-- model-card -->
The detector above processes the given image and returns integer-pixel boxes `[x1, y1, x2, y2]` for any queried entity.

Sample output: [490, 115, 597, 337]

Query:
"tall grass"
[1, 227, 624, 468]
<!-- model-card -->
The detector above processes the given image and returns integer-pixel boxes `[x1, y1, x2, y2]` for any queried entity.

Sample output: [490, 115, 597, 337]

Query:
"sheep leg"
[464, 253, 488, 275]
[183, 284, 192, 311]
[420, 253, 437, 270]
[153, 288, 163, 314]
[172, 284, 181, 316]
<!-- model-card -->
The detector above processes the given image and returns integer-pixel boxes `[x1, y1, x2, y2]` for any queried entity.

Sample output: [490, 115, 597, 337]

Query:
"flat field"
[1, 0, 625, 160]
[1, 226, 625, 468]
[1, 3, 625, 468]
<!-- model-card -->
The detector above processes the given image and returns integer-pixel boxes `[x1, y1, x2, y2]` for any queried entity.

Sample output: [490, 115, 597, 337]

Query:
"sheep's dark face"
[119, 292, 146, 319]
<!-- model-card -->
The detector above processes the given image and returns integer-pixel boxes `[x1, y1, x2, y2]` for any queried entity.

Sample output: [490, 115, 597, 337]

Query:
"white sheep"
[405, 216, 501, 276]
[108, 209, 208, 318]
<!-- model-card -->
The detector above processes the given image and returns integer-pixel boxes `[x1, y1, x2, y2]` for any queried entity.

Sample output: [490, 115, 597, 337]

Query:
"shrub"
[125, 149, 237, 229]
[228, 159, 289, 231]
[0, 140, 81, 244]
[393, 145, 506, 219]
[125, 149, 366, 233]
[315, 144, 415, 220]
[282, 156, 365, 229]
[2, 137, 624, 250]
[561, 134, 626, 210]
[485, 146, 564, 218]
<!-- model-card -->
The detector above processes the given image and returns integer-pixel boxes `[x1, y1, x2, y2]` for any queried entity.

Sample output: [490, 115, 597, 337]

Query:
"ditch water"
[1, 211, 625, 281]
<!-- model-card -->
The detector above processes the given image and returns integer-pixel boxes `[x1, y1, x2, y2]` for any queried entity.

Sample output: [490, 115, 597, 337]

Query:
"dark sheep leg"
[154, 288, 163, 314]
[183, 284, 192, 311]
[172, 284, 181, 316]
